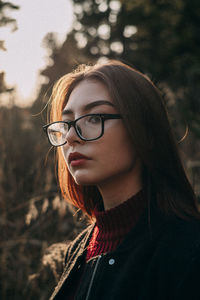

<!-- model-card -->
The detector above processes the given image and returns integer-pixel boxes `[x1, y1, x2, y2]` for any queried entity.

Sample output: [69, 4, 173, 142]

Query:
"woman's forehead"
[63, 79, 114, 114]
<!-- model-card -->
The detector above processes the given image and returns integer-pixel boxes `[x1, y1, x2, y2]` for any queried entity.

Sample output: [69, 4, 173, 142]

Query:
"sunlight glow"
[0, 0, 73, 106]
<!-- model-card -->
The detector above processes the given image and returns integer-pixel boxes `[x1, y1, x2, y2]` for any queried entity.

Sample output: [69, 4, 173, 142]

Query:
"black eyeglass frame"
[43, 113, 122, 147]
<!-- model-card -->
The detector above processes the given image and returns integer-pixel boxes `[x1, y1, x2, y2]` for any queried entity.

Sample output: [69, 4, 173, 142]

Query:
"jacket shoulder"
[159, 216, 200, 261]
[166, 217, 200, 241]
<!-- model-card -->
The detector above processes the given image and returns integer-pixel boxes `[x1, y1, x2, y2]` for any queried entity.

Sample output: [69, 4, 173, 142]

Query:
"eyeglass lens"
[47, 115, 102, 145]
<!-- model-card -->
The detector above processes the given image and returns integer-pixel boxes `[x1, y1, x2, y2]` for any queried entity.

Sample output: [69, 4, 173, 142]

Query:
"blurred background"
[0, 0, 200, 298]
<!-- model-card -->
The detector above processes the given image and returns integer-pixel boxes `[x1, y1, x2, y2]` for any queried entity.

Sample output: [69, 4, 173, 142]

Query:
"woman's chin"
[72, 173, 99, 186]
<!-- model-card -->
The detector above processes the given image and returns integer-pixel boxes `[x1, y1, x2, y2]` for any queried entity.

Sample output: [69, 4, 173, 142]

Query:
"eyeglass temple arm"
[102, 114, 121, 120]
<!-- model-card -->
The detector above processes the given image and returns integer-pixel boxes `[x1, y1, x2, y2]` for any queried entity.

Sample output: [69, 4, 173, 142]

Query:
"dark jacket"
[50, 205, 200, 300]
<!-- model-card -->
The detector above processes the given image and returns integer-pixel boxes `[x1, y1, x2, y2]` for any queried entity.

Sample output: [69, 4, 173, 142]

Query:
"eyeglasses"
[43, 113, 122, 147]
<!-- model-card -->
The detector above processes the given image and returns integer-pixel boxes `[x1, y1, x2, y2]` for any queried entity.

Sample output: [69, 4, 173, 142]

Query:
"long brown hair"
[49, 60, 199, 219]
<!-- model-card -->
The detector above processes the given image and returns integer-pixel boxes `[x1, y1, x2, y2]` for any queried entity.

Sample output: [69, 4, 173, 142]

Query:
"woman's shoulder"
[159, 215, 200, 260]
[166, 216, 200, 240]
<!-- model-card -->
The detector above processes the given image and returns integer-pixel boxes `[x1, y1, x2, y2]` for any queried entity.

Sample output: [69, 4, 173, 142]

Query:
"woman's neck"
[97, 162, 142, 210]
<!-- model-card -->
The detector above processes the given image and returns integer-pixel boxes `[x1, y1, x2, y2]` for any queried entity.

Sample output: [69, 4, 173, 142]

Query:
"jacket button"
[108, 258, 115, 265]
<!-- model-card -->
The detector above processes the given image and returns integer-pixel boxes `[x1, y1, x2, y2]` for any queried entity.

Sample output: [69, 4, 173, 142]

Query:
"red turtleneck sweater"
[86, 189, 146, 261]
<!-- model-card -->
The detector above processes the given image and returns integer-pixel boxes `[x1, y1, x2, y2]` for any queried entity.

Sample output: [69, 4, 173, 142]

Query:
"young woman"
[43, 60, 200, 300]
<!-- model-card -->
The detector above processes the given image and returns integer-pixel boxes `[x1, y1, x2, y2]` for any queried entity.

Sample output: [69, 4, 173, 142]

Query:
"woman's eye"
[88, 116, 101, 124]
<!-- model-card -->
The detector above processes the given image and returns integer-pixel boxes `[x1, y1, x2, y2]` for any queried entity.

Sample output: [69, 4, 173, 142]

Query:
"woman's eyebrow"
[62, 100, 115, 116]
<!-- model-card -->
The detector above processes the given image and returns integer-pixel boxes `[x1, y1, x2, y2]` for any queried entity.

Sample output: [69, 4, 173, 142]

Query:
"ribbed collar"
[93, 189, 147, 241]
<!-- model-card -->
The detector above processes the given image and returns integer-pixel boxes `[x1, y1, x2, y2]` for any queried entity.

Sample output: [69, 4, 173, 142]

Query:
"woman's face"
[61, 79, 140, 188]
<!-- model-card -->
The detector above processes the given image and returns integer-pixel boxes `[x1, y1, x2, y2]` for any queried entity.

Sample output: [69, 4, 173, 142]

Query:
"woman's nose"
[65, 126, 83, 145]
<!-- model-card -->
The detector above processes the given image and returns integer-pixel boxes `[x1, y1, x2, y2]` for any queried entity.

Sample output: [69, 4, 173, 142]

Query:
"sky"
[0, 0, 73, 106]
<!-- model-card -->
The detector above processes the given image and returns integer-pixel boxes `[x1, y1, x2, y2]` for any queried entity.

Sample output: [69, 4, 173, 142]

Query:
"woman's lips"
[68, 152, 90, 167]
[70, 158, 88, 167]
